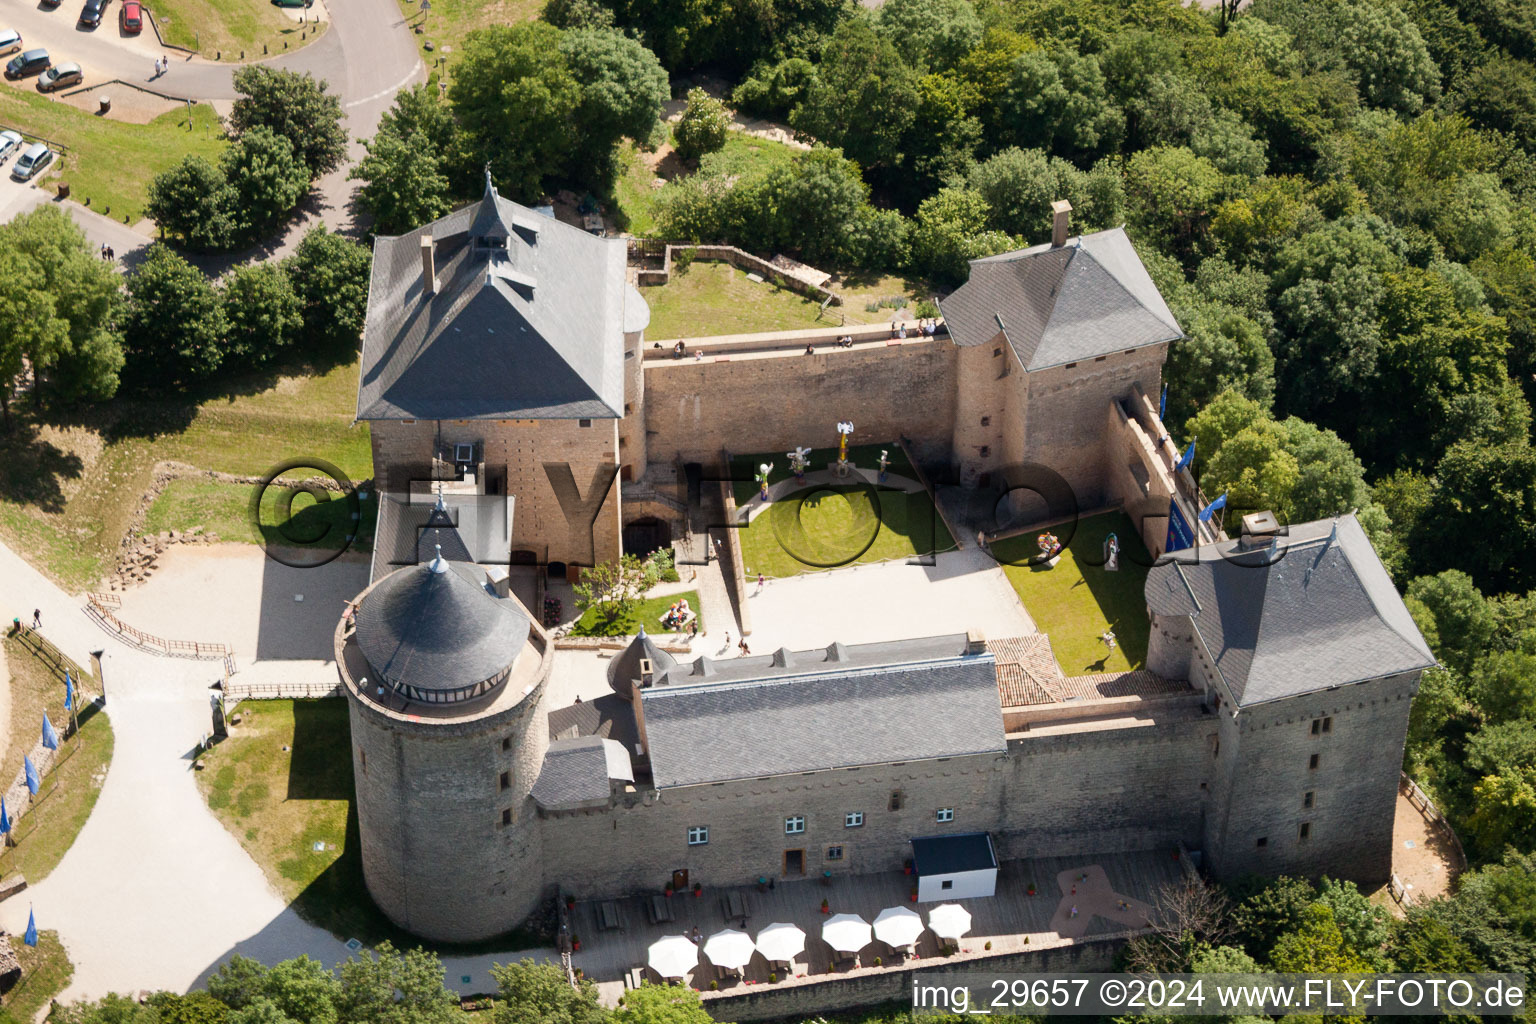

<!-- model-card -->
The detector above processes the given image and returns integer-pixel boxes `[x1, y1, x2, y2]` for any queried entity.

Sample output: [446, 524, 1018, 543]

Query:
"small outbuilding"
[910, 832, 998, 903]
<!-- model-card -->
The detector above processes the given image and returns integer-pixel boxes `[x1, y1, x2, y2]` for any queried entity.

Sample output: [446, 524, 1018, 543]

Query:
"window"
[359, 749, 366, 775]
[1094, 355, 1107, 362]
[1323, 717, 1332, 733]
[979, 446, 991, 458]
[826, 845, 843, 861]
[687, 826, 708, 846]
[578, 418, 592, 428]
[981, 416, 991, 427]
[501, 809, 512, 826]
[936, 808, 955, 823]
[845, 812, 864, 828]
[1256, 837, 1267, 848]
[499, 771, 510, 791]
[889, 791, 904, 812]
[1311, 716, 1333, 734]
[1299, 822, 1312, 841]
[993, 347, 1002, 357]
[1065, 362, 1077, 369]
[502, 737, 512, 751]
[1303, 791, 1315, 809]
[1309, 753, 1320, 770]
[941, 879, 954, 890]
[785, 816, 806, 835]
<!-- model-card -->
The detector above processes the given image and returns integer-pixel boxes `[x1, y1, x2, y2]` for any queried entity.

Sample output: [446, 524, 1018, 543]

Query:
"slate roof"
[357, 174, 631, 421]
[369, 490, 513, 583]
[640, 634, 1006, 789]
[355, 555, 529, 692]
[938, 228, 1183, 371]
[1144, 515, 1436, 708]
[911, 832, 997, 876]
[607, 628, 676, 698]
[548, 693, 641, 755]
[531, 736, 634, 809]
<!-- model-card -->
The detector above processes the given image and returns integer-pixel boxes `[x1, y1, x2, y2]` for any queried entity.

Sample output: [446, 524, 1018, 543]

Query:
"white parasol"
[647, 934, 700, 979]
[927, 903, 973, 940]
[702, 928, 756, 970]
[755, 921, 807, 963]
[872, 905, 925, 947]
[822, 912, 873, 953]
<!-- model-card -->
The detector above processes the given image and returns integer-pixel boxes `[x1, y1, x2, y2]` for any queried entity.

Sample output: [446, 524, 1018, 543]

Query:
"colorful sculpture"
[835, 421, 854, 477]
[1037, 531, 1062, 564]
[756, 462, 773, 501]
[1104, 532, 1120, 572]
[788, 447, 811, 484]
[877, 449, 890, 483]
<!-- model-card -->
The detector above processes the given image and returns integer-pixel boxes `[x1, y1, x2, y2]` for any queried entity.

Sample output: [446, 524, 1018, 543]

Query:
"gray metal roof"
[911, 832, 997, 876]
[640, 634, 1006, 789]
[607, 628, 676, 698]
[369, 490, 514, 583]
[937, 227, 1182, 371]
[357, 176, 630, 420]
[531, 736, 634, 809]
[355, 556, 529, 693]
[1144, 515, 1436, 707]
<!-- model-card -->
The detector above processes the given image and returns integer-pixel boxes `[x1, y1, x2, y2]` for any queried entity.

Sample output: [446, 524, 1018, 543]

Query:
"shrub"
[916, 298, 939, 318]
[672, 246, 697, 273]
[673, 87, 730, 164]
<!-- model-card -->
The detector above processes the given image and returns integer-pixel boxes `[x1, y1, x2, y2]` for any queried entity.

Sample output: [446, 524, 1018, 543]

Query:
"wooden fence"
[83, 593, 229, 660]
[223, 680, 341, 700]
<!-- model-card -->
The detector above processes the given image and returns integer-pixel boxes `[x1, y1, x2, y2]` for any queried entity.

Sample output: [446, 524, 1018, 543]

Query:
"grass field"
[0, 360, 370, 593]
[0, 89, 224, 224]
[149, 0, 326, 57]
[992, 512, 1152, 674]
[571, 590, 701, 638]
[145, 478, 378, 552]
[400, 0, 542, 66]
[613, 130, 802, 238]
[0, 931, 72, 1024]
[0, 632, 115, 885]
[197, 699, 547, 951]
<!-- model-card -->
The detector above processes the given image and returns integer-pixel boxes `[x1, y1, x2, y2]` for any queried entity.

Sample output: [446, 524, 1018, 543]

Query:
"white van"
[12, 142, 52, 181]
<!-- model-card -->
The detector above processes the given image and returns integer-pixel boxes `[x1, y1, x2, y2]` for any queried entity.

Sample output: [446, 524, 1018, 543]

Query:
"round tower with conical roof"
[334, 551, 554, 942]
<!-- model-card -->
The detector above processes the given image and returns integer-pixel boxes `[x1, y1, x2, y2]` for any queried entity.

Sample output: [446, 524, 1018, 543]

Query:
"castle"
[337, 178, 1435, 943]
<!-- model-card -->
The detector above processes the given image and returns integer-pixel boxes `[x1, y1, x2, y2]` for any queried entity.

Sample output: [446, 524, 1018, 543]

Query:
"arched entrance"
[623, 516, 671, 557]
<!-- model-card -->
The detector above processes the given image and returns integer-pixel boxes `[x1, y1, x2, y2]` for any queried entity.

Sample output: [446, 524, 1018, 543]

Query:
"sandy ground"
[745, 546, 1035, 651]
[1392, 786, 1463, 904]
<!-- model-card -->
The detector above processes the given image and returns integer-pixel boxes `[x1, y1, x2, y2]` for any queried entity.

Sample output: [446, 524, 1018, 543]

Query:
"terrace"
[566, 848, 1184, 1006]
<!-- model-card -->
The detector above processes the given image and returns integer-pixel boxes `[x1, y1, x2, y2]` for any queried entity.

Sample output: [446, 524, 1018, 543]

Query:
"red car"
[121, 0, 143, 33]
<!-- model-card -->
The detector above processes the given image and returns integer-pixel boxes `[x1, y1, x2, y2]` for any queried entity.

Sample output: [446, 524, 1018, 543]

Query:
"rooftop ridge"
[647, 650, 994, 698]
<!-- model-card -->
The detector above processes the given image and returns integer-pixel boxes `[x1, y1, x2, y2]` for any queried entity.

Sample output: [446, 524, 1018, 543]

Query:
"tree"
[560, 28, 670, 179]
[146, 156, 236, 251]
[222, 127, 311, 241]
[351, 130, 453, 235]
[207, 956, 269, 1011]
[1205, 420, 1299, 521]
[122, 245, 229, 389]
[573, 553, 661, 630]
[452, 23, 583, 201]
[672, 88, 729, 164]
[222, 262, 303, 370]
[1420, 441, 1536, 594]
[1227, 875, 1318, 956]
[875, 0, 983, 70]
[490, 959, 607, 1024]
[1123, 145, 1223, 263]
[1388, 916, 1483, 972]
[1317, 878, 1393, 965]
[1186, 389, 1268, 469]
[335, 943, 456, 1024]
[967, 146, 1088, 238]
[286, 227, 372, 357]
[1162, 299, 1275, 427]
[1, 205, 122, 404]
[789, 18, 921, 173]
[907, 187, 1015, 285]
[998, 49, 1124, 163]
[1335, 0, 1441, 115]
[612, 983, 714, 1024]
[148, 992, 229, 1024]
[1405, 570, 1495, 675]
[749, 146, 869, 264]
[0, 250, 69, 429]
[1279, 417, 1367, 521]
[1123, 879, 1234, 972]
[230, 66, 347, 177]
[1269, 904, 1373, 973]
[731, 58, 817, 121]
[1469, 651, 1536, 725]
[1455, 55, 1536, 151]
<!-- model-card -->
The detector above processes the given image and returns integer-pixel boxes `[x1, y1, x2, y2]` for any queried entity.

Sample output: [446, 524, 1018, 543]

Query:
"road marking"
[345, 60, 423, 108]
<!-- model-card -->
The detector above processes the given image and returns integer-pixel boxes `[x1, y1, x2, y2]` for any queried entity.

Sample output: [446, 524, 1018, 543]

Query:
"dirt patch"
[1391, 787, 1463, 906]
[57, 85, 183, 125]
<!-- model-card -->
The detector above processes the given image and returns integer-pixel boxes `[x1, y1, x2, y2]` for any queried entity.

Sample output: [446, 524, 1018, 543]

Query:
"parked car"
[39, 0, 60, 8]
[0, 131, 23, 163]
[0, 30, 23, 57]
[4, 49, 49, 79]
[78, 0, 105, 26]
[38, 62, 81, 91]
[120, 0, 141, 32]
[272, 0, 312, 7]
[12, 142, 53, 182]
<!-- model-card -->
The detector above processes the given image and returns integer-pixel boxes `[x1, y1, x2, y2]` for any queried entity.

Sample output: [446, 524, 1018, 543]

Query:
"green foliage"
[1335, 0, 1442, 114]
[673, 88, 730, 164]
[336, 942, 458, 1024]
[875, 0, 982, 69]
[222, 262, 303, 371]
[149, 991, 229, 1024]
[572, 553, 662, 629]
[287, 227, 372, 358]
[351, 129, 454, 236]
[1227, 875, 1318, 956]
[1124, 145, 1223, 261]
[612, 984, 715, 1024]
[230, 66, 347, 177]
[560, 28, 671, 178]
[790, 18, 920, 173]
[490, 959, 607, 1024]
[122, 245, 229, 389]
[999, 48, 1124, 163]
[146, 155, 237, 251]
[1269, 904, 1373, 973]
[731, 58, 817, 120]
[909, 187, 1015, 284]
[147, 128, 310, 250]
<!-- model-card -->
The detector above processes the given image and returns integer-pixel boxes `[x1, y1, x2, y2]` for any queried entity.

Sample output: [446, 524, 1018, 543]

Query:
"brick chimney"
[965, 629, 988, 655]
[1051, 200, 1073, 247]
[420, 235, 436, 295]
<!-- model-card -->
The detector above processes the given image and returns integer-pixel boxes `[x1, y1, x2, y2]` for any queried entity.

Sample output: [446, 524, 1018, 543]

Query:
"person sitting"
[889, 322, 899, 339]
[805, 342, 815, 355]
[841, 335, 854, 348]
[673, 340, 686, 359]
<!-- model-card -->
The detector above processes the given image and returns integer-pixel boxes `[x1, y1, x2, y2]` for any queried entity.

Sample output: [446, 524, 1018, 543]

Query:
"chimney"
[965, 629, 988, 655]
[1051, 199, 1073, 247]
[419, 236, 436, 295]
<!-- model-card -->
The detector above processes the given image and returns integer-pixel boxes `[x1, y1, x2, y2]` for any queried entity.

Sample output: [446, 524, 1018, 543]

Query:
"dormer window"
[475, 235, 508, 254]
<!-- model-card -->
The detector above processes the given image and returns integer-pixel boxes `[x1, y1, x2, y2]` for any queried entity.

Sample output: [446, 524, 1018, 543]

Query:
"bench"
[647, 894, 675, 924]
[599, 900, 622, 931]
[721, 891, 749, 927]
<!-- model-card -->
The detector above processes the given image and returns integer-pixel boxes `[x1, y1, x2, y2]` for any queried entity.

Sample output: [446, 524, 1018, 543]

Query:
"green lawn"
[145, 477, 377, 552]
[148, 0, 325, 58]
[571, 590, 701, 638]
[401, 0, 542, 66]
[0, 632, 114, 885]
[197, 699, 548, 952]
[0, 931, 72, 1024]
[0, 88, 224, 225]
[992, 512, 1152, 674]
[0, 359, 370, 592]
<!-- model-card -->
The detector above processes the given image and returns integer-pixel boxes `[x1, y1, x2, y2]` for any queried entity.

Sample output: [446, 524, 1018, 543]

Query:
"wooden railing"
[83, 593, 229, 660]
[223, 680, 341, 700]
[1400, 772, 1468, 873]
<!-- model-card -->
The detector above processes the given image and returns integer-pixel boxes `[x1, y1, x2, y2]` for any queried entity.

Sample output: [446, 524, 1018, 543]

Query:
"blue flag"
[64, 670, 73, 713]
[42, 713, 58, 751]
[24, 909, 36, 947]
[1159, 383, 1168, 420]
[24, 756, 39, 796]
[1198, 492, 1229, 522]
[1, 798, 10, 835]
[1175, 440, 1196, 474]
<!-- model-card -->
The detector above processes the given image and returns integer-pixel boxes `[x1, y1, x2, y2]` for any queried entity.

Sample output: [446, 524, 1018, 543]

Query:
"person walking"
[738, 638, 751, 656]
[755, 572, 765, 594]
[31, 609, 41, 630]
[161, 55, 169, 75]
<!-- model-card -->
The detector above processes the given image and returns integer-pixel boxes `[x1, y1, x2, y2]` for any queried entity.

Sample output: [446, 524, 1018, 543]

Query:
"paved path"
[0, 538, 556, 1001]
